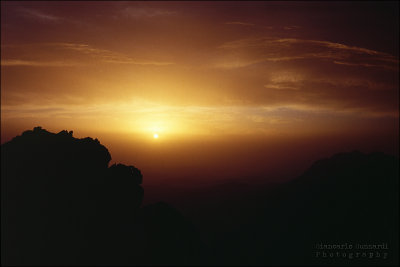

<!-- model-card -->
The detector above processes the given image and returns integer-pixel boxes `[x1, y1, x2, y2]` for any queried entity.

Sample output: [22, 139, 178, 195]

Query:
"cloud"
[2, 96, 396, 140]
[219, 37, 386, 55]
[59, 43, 174, 65]
[333, 61, 397, 71]
[225, 21, 255, 26]
[215, 37, 398, 70]
[19, 8, 62, 22]
[120, 7, 176, 18]
[283, 26, 300, 30]
[1, 43, 174, 67]
[264, 84, 299, 91]
[1, 59, 83, 67]
[260, 74, 398, 115]
[208, 38, 398, 115]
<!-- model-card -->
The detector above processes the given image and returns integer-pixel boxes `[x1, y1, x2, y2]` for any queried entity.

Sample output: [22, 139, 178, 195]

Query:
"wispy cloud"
[215, 37, 398, 70]
[2, 97, 396, 139]
[219, 37, 391, 56]
[283, 26, 300, 30]
[1, 43, 174, 67]
[264, 84, 299, 91]
[19, 8, 62, 22]
[1, 59, 82, 67]
[225, 21, 255, 26]
[59, 43, 174, 65]
[120, 7, 176, 18]
[333, 61, 397, 71]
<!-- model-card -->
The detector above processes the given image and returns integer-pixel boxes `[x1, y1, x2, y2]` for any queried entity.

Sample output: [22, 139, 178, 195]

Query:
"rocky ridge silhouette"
[1, 127, 398, 266]
[1, 127, 204, 265]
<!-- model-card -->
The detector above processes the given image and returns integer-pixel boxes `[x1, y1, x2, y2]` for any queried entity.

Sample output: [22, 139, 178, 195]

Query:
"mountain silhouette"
[241, 150, 399, 266]
[1, 127, 398, 266]
[142, 151, 399, 266]
[1, 127, 204, 265]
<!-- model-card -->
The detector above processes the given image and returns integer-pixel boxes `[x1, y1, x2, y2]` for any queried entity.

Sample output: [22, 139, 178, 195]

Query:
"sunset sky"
[1, 1, 398, 186]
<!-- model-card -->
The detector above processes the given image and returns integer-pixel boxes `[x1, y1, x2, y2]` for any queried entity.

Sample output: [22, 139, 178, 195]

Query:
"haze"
[1, 1, 398, 187]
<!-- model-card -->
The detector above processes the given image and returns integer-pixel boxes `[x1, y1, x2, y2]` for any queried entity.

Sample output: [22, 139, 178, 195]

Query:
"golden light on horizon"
[0, 1, 398, 172]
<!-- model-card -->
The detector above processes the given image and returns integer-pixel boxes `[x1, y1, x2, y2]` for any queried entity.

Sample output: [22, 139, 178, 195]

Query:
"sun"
[153, 133, 159, 139]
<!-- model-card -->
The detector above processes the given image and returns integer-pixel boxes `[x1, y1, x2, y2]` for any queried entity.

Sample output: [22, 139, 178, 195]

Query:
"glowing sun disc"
[153, 133, 159, 139]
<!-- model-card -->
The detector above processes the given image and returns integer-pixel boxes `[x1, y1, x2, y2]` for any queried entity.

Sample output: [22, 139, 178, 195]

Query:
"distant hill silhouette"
[142, 151, 399, 266]
[239, 150, 399, 266]
[1, 127, 204, 265]
[1, 127, 398, 266]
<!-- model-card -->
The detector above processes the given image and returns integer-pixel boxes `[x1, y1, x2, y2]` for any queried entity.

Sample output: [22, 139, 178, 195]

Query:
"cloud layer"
[1, 1, 398, 141]
[215, 37, 398, 70]
[1, 43, 174, 67]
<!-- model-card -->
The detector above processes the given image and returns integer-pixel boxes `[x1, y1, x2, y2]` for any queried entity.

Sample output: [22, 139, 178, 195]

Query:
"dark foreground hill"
[1, 127, 205, 265]
[1, 127, 399, 266]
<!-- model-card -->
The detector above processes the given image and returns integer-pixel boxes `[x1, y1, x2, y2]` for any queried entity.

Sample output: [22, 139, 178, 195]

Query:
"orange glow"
[1, 1, 398, 185]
